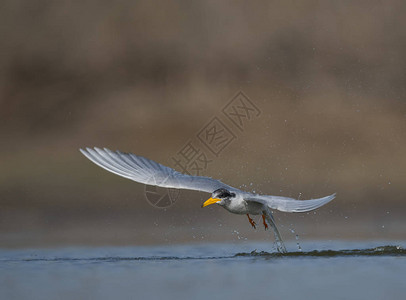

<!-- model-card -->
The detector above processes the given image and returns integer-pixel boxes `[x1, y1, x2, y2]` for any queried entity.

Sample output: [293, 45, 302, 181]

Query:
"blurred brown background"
[1, 1, 405, 248]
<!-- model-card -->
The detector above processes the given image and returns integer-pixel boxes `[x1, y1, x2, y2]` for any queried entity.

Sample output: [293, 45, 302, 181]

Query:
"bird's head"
[201, 188, 236, 208]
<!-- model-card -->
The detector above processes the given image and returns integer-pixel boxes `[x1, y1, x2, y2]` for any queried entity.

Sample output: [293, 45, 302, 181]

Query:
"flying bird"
[80, 147, 336, 253]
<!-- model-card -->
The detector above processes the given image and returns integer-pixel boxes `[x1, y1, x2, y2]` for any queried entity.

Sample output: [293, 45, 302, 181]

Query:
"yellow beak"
[201, 197, 221, 208]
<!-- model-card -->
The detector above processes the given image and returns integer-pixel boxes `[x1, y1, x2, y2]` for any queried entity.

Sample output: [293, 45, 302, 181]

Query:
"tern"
[80, 147, 336, 253]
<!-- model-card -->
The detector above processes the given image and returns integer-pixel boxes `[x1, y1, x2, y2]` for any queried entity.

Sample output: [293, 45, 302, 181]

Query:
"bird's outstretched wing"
[245, 193, 336, 213]
[80, 147, 237, 194]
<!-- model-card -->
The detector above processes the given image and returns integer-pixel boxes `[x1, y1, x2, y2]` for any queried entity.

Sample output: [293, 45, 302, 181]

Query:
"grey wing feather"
[80, 147, 236, 194]
[245, 193, 336, 213]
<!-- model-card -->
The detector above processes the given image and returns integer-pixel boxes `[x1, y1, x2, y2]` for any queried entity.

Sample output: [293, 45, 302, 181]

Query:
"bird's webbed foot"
[246, 214, 256, 229]
[262, 214, 268, 230]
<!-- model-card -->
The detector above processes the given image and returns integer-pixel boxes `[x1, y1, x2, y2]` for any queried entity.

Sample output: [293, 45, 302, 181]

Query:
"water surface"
[1, 241, 405, 300]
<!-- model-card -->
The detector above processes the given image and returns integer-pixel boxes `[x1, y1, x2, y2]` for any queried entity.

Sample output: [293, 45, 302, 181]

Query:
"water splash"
[235, 245, 406, 258]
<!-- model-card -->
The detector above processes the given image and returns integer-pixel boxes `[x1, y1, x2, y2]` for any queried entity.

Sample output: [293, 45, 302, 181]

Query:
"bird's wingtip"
[324, 193, 337, 203]
[79, 147, 98, 155]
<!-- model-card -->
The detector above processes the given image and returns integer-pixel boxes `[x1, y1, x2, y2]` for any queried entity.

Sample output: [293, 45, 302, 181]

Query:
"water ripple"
[1, 245, 404, 263]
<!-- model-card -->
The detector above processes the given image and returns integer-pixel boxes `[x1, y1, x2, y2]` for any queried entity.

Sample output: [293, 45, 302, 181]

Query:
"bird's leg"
[246, 214, 256, 229]
[262, 214, 268, 230]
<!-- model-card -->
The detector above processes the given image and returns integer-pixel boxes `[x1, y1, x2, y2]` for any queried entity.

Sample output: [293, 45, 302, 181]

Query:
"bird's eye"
[218, 192, 233, 198]
[213, 189, 233, 199]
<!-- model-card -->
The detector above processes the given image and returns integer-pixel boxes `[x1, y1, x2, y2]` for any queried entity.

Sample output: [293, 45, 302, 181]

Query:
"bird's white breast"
[223, 194, 263, 215]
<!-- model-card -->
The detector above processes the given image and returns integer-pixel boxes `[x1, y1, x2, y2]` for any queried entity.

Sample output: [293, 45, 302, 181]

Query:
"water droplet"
[296, 235, 302, 251]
